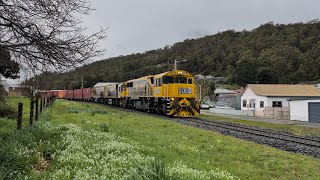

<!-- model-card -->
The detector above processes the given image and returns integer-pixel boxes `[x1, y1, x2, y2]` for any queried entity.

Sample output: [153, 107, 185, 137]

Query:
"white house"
[241, 84, 320, 122]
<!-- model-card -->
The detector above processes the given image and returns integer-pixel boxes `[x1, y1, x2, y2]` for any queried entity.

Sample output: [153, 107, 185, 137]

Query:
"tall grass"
[0, 99, 239, 179]
[0, 101, 16, 118]
[0, 111, 62, 179]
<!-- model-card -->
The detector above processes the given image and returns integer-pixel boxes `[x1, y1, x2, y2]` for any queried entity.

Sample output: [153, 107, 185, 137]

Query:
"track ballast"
[175, 117, 320, 158]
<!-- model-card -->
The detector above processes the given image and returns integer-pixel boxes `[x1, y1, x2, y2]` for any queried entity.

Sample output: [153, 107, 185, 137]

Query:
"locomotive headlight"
[171, 97, 174, 101]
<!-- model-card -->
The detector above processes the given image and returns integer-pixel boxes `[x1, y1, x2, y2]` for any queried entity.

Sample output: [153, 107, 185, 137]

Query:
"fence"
[16, 95, 56, 130]
[209, 108, 254, 116]
[264, 107, 290, 120]
[254, 107, 290, 120]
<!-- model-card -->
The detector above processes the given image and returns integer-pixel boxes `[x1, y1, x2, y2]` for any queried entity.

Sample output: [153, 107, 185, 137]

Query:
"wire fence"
[16, 95, 56, 130]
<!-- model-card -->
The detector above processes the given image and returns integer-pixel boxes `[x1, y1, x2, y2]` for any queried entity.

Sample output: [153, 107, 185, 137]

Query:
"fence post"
[43, 98, 46, 109]
[17, 103, 23, 130]
[35, 98, 39, 121]
[40, 98, 43, 113]
[29, 94, 34, 126]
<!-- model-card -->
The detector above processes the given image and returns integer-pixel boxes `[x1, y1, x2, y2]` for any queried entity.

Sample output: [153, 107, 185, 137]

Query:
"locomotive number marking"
[178, 88, 192, 94]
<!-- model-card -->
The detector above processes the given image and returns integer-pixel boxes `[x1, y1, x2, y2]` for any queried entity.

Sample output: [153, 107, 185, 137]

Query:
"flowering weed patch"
[35, 122, 237, 179]
[1, 100, 238, 179]
[53, 101, 320, 180]
[0, 111, 61, 179]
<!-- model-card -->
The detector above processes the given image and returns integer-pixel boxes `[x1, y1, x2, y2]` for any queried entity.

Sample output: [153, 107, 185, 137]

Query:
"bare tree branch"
[0, 0, 107, 73]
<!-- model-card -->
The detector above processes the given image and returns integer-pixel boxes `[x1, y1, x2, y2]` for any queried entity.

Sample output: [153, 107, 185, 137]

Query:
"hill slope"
[46, 20, 320, 89]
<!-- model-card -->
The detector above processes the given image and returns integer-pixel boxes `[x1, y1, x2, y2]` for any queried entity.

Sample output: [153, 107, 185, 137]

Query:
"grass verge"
[45, 100, 320, 179]
[0, 100, 236, 179]
[0, 97, 31, 139]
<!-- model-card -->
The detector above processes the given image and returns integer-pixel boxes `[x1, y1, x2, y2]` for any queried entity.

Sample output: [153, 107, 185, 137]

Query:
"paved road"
[201, 110, 320, 128]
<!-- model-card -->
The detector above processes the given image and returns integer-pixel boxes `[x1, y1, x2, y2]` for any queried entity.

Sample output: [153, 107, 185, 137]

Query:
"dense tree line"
[46, 20, 320, 89]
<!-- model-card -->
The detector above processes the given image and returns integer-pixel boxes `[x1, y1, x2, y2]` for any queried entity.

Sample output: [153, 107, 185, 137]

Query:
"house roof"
[232, 88, 244, 93]
[247, 84, 320, 97]
[93, 82, 118, 87]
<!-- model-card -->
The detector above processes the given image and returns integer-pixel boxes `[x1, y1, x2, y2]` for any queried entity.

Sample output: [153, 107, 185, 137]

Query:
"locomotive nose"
[167, 97, 200, 117]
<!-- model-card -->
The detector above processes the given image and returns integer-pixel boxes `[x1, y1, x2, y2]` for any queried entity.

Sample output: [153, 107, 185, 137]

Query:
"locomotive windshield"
[175, 76, 187, 84]
[162, 75, 192, 84]
[163, 76, 174, 84]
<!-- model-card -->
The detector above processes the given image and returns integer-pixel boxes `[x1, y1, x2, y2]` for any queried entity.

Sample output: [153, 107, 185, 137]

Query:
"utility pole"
[174, 59, 187, 71]
[174, 60, 177, 71]
[81, 76, 84, 89]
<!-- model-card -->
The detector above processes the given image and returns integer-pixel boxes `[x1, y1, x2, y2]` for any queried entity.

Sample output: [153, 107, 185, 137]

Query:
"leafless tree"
[0, 0, 106, 72]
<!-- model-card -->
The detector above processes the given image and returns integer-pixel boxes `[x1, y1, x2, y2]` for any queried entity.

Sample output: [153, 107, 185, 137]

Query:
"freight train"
[48, 70, 201, 117]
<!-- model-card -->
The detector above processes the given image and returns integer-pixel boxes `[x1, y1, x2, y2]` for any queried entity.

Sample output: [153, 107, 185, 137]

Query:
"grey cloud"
[4, 0, 320, 83]
[84, 0, 319, 60]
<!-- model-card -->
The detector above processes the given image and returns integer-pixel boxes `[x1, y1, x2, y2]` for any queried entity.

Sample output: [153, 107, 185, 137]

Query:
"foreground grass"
[201, 114, 320, 136]
[1, 99, 320, 179]
[0, 97, 31, 138]
[0, 100, 236, 179]
[45, 100, 320, 179]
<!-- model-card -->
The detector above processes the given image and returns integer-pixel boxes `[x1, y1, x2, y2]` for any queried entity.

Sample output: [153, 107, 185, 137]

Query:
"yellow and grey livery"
[119, 70, 201, 117]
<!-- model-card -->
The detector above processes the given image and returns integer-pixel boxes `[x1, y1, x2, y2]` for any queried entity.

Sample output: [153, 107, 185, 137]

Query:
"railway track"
[173, 117, 320, 158]
[182, 118, 320, 149]
[83, 101, 320, 158]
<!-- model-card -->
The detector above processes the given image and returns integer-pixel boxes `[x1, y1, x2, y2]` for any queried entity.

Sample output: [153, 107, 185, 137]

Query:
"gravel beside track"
[85, 102, 320, 158]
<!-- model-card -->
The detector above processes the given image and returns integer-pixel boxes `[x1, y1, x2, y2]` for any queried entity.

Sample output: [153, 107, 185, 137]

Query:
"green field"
[1, 99, 320, 179]
[0, 97, 32, 136]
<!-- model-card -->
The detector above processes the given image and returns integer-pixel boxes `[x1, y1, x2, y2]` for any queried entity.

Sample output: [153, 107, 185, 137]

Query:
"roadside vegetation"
[0, 97, 31, 137]
[201, 114, 320, 136]
[0, 99, 236, 179]
[1, 99, 320, 179]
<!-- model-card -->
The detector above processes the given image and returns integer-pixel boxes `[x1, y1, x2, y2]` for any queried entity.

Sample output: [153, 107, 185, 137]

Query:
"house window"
[260, 101, 264, 108]
[242, 100, 247, 107]
[272, 101, 282, 107]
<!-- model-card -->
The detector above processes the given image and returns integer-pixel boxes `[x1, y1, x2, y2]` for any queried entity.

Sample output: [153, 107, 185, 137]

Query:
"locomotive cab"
[153, 70, 200, 117]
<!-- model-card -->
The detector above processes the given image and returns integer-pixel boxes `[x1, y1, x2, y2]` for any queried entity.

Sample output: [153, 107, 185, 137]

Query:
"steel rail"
[183, 118, 320, 149]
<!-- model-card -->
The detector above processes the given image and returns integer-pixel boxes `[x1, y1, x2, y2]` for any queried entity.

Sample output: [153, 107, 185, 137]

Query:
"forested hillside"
[45, 20, 320, 89]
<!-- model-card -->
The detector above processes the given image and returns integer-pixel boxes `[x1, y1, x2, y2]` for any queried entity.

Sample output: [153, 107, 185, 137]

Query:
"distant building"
[0, 80, 8, 91]
[241, 84, 320, 122]
[232, 87, 244, 94]
[214, 88, 241, 109]
[7, 84, 27, 96]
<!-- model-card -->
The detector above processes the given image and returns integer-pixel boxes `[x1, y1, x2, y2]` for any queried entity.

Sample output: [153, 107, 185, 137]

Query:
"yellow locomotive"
[119, 70, 200, 117]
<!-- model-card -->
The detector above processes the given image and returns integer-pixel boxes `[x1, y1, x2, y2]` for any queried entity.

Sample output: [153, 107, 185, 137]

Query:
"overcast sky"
[83, 0, 320, 60]
[3, 0, 320, 84]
